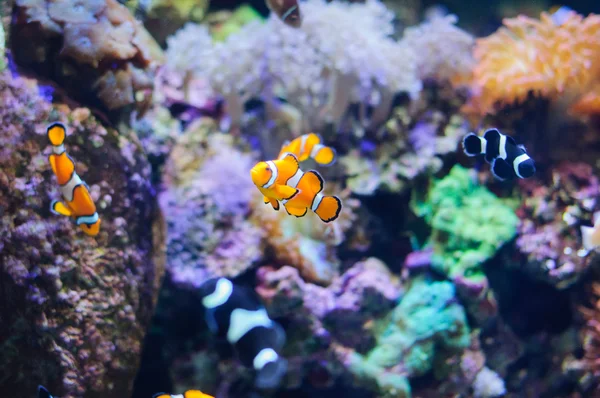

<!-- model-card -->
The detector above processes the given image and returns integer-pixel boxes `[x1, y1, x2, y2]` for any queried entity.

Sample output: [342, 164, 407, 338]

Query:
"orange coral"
[467, 11, 600, 116]
[570, 85, 600, 116]
[580, 282, 600, 378]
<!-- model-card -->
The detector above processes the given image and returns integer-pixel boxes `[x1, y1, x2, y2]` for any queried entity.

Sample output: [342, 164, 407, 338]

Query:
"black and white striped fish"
[462, 128, 536, 181]
[199, 278, 287, 390]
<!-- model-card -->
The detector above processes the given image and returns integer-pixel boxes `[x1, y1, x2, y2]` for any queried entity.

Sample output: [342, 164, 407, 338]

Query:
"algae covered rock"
[0, 70, 165, 397]
[344, 276, 470, 397]
[411, 165, 518, 321]
[11, 0, 164, 115]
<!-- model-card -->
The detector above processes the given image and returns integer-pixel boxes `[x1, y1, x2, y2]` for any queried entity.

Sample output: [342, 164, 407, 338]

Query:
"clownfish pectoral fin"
[269, 198, 280, 211]
[38, 385, 53, 398]
[284, 204, 308, 218]
[48, 154, 58, 176]
[314, 195, 342, 223]
[491, 158, 512, 181]
[274, 184, 299, 201]
[50, 200, 73, 217]
[47, 122, 67, 146]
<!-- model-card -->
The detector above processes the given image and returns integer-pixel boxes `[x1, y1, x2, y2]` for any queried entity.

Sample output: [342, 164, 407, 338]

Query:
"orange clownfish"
[278, 133, 336, 166]
[250, 152, 302, 211]
[153, 391, 214, 398]
[281, 168, 341, 223]
[47, 122, 101, 236]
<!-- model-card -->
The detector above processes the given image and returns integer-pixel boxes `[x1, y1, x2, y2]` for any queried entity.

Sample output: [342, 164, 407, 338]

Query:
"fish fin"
[581, 225, 598, 251]
[301, 170, 324, 195]
[285, 205, 308, 217]
[79, 219, 101, 237]
[504, 134, 517, 147]
[48, 154, 58, 176]
[274, 184, 299, 201]
[186, 391, 214, 398]
[47, 122, 66, 146]
[462, 133, 484, 157]
[518, 144, 527, 152]
[314, 146, 336, 166]
[263, 196, 270, 204]
[491, 158, 513, 181]
[280, 152, 299, 172]
[50, 200, 73, 217]
[152, 394, 170, 398]
[270, 198, 280, 211]
[272, 321, 286, 350]
[254, 355, 288, 390]
[482, 128, 501, 142]
[38, 385, 53, 398]
[314, 195, 342, 223]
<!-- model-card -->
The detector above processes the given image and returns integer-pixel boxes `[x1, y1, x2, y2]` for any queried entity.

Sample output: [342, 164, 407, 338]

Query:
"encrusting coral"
[11, 0, 164, 115]
[466, 10, 600, 116]
[163, 0, 474, 132]
[516, 162, 600, 289]
[411, 165, 518, 321]
[0, 69, 165, 397]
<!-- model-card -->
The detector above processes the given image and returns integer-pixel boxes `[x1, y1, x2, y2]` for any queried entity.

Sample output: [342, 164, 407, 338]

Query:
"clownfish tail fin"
[314, 195, 342, 223]
[313, 145, 336, 166]
[47, 122, 67, 147]
[462, 133, 484, 157]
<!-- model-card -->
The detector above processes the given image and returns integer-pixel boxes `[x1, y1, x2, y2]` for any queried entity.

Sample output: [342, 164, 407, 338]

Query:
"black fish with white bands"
[462, 128, 536, 181]
[199, 277, 287, 389]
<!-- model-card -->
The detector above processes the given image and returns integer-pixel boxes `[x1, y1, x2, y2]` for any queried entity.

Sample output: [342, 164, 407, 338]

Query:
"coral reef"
[467, 10, 600, 116]
[516, 162, 600, 289]
[0, 22, 5, 72]
[581, 282, 600, 386]
[411, 165, 518, 321]
[159, 118, 264, 287]
[11, 0, 164, 115]
[0, 70, 165, 397]
[343, 276, 470, 397]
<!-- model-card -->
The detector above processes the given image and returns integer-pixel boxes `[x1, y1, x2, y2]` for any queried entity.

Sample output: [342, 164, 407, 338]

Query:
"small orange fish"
[47, 122, 101, 236]
[282, 169, 342, 223]
[278, 133, 336, 166]
[266, 0, 302, 28]
[250, 153, 302, 211]
[153, 391, 214, 398]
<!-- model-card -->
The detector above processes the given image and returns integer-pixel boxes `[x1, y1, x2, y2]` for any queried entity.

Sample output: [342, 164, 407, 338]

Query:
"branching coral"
[467, 10, 600, 116]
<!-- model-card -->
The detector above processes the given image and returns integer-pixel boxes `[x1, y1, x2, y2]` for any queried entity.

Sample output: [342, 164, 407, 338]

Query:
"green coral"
[211, 4, 263, 42]
[411, 165, 518, 283]
[347, 276, 470, 397]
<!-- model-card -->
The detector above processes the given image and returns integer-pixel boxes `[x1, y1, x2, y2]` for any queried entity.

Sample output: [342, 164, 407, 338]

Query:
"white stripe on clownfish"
[513, 153, 531, 178]
[310, 144, 325, 158]
[203, 278, 233, 309]
[311, 192, 324, 212]
[300, 135, 308, 153]
[227, 308, 273, 344]
[76, 212, 99, 226]
[60, 172, 83, 202]
[52, 144, 65, 155]
[282, 168, 304, 205]
[263, 161, 278, 189]
[499, 134, 507, 159]
[480, 138, 486, 154]
[253, 348, 279, 370]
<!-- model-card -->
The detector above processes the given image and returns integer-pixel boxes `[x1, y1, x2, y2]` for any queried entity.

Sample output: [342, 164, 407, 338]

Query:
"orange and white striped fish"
[281, 169, 342, 223]
[250, 152, 301, 211]
[47, 122, 101, 237]
[153, 391, 214, 398]
[278, 133, 336, 166]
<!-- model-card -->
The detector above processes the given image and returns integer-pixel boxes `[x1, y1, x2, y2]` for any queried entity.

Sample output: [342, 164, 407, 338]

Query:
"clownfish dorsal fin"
[302, 170, 324, 195]
[280, 152, 299, 173]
